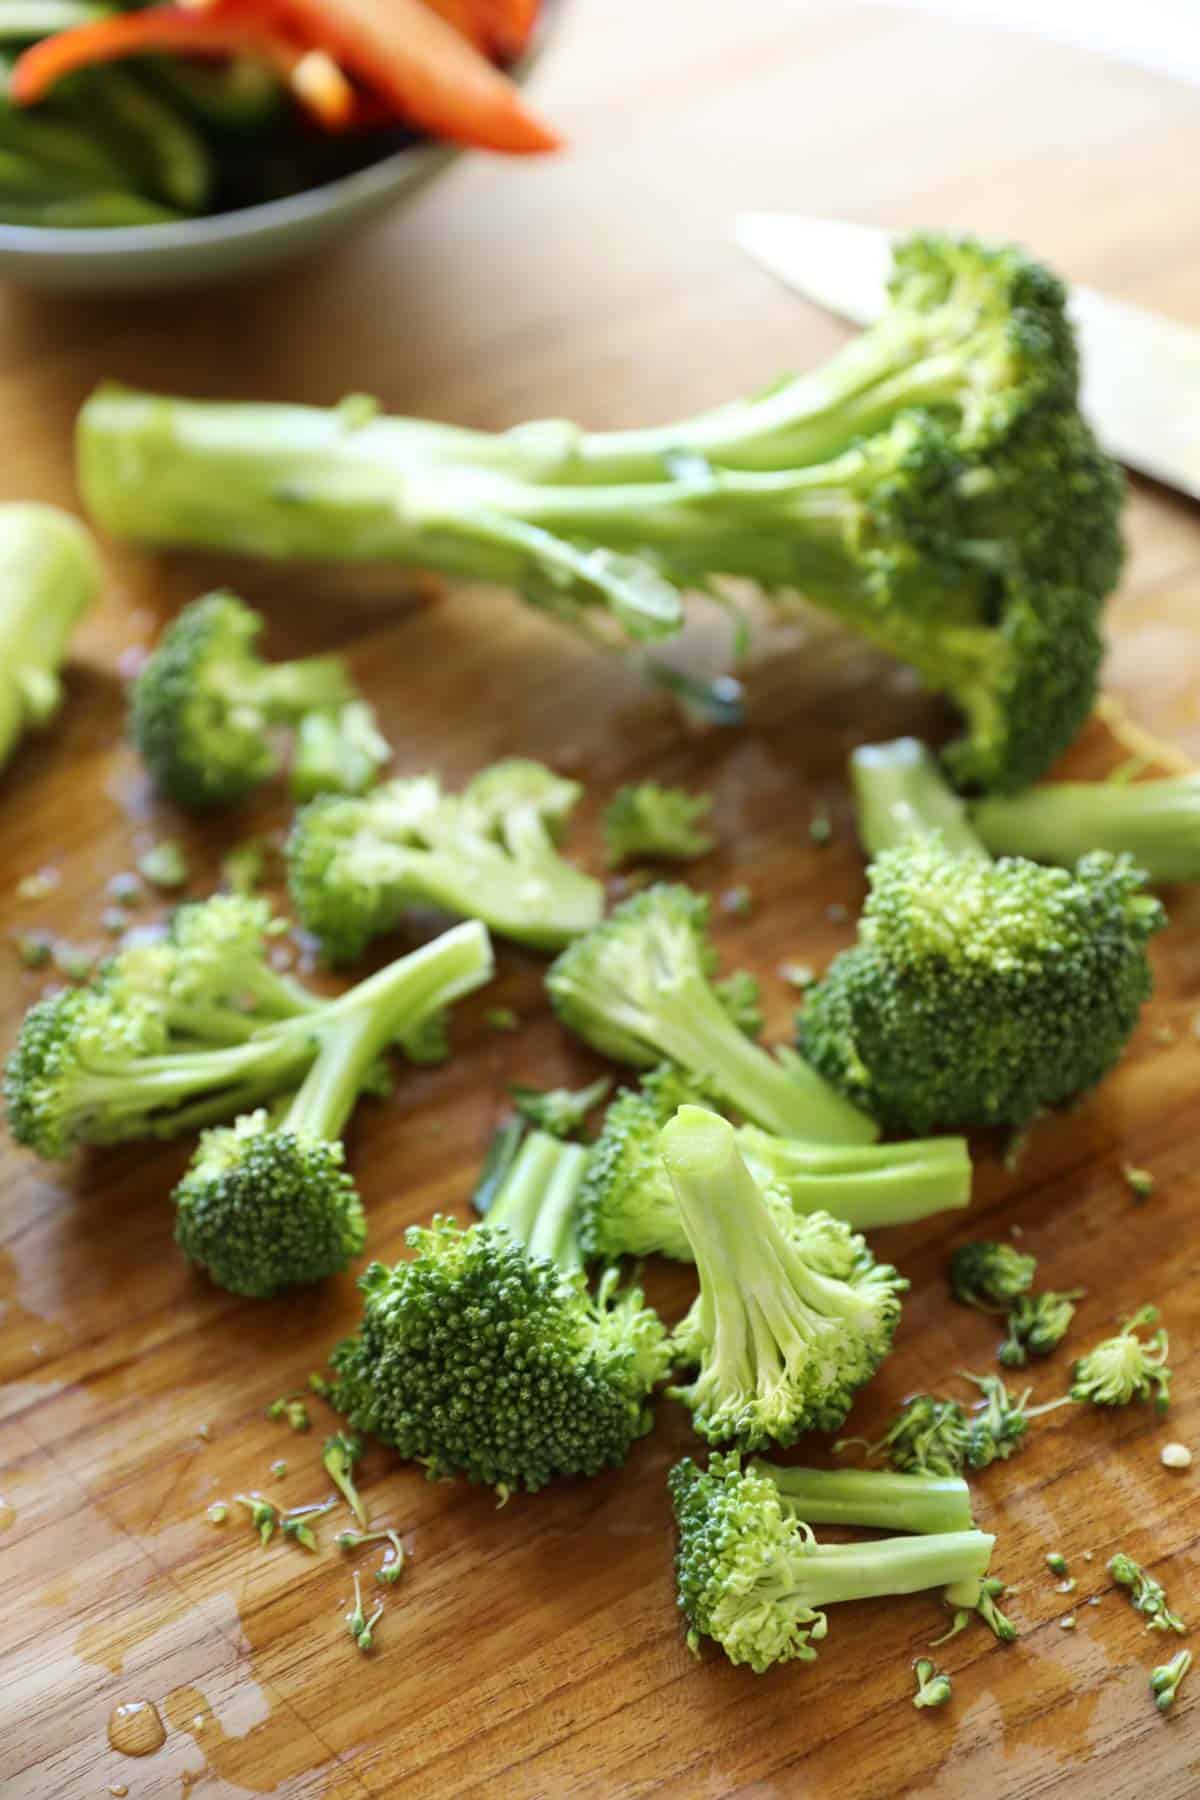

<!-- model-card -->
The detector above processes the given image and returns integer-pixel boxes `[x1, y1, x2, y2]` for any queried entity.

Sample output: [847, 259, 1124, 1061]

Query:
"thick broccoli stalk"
[5, 918, 492, 1160]
[173, 920, 476, 1296]
[0, 502, 99, 773]
[851, 738, 985, 859]
[669, 1451, 996, 1672]
[578, 1065, 969, 1263]
[972, 774, 1200, 885]
[747, 1460, 976, 1536]
[130, 591, 360, 810]
[330, 1129, 672, 1495]
[549, 886, 876, 1144]
[663, 1106, 905, 1447]
[288, 759, 604, 963]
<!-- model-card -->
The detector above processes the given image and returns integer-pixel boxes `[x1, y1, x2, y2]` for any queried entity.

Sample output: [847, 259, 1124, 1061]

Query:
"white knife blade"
[733, 212, 1200, 501]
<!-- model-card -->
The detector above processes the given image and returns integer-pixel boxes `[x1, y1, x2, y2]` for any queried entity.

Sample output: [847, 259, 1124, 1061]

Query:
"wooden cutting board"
[2, 2, 1200, 1795]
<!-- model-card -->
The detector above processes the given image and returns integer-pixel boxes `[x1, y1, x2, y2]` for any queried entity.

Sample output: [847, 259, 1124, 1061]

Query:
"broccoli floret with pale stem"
[668, 1451, 997, 1673]
[0, 503, 99, 775]
[1109, 1553, 1186, 1634]
[578, 1065, 969, 1262]
[602, 784, 715, 866]
[1070, 1306, 1172, 1411]
[6, 918, 491, 1161]
[801, 738, 1164, 1132]
[949, 1241, 1037, 1312]
[324, 1432, 369, 1528]
[509, 1075, 612, 1139]
[1150, 1649, 1192, 1713]
[330, 1130, 671, 1495]
[663, 1107, 905, 1447]
[288, 760, 603, 963]
[549, 887, 876, 1144]
[839, 1396, 972, 1479]
[999, 1290, 1084, 1366]
[972, 774, 1200, 885]
[130, 592, 359, 811]
[291, 700, 390, 802]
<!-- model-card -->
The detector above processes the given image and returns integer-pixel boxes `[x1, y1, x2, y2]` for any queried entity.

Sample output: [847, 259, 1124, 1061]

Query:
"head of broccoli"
[549, 885, 876, 1144]
[663, 1106, 905, 1447]
[668, 1450, 996, 1672]
[130, 591, 356, 811]
[797, 842, 1164, 1133]
[330, 1130, 671, 1494]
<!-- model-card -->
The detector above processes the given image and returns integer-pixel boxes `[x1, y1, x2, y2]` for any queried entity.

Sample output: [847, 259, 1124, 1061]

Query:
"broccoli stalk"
[747, 1461, 976, 1536]
[663, 1106, 905, 1447]
[330, 1129, 671, 1494]
[6, 917, 493, 1160]
[549, 886, 876, 1144]
[0, 502, 99, 773]
[669, 1452, 997, 1673]
[850, 738, 985, 859]
[970, 774, 1200, 885]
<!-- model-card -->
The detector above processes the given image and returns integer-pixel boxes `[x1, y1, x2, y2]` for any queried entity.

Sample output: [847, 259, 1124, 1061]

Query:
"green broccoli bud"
[1070, 1306, 1171, 1412]
[601, 783, 715, 866]
[130, 591, 358, 811]
[912, 1658, 953, 1709]
[973, 1576, 1017, 1642]
[1045, 1552, 1069, 1577]
[266, 1396, 311, 1432]
[948, 1240, 1037, 1312]
[1122, 1164, 1155, 1202]
[0, 503, 99, 775]
[1109, 1553, 1186, 1634]
[137, 841, 189, 891]
[291, 700, 391, 802]
[288, 760, 603, 963]
[221, 839, 268, 896]
[663, 1107, 905, 1447]
[998, 1290, 1085, 1366]
[972, 774, 1200, 886]
[330, 1131, 671, 1495]
[508, 1074, 613, 1139]
[668, 1451, 996, 1672]
[1150, 1649, 1192, 1713]
[549, 886, 876, 1143]
[345, 1568, 384, 1653]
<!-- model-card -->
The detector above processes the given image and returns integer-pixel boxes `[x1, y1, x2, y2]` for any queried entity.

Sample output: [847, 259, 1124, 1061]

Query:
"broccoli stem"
[971, 776, 1200, 884]
[850, 739, 986, 858]
[749, 1462, 976, 1535]
[486, 1131, 589, 1274]
[787, 1529, 996, 1610]
[0, 503, 99, 770]
[737, 1128, 971, 1229]
[231, 653, 354, 721]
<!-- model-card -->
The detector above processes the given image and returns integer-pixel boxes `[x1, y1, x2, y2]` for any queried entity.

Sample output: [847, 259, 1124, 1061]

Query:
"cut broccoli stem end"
[851, 738, 987, 858]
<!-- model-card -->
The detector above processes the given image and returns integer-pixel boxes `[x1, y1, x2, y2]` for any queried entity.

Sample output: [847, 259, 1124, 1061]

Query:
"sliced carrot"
[422, 0, 541, 58]
[9, 6, 354, 128]
[264, 0, 559, 154]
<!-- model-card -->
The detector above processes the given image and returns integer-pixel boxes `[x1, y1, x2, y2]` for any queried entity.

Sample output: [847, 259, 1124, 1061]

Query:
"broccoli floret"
[960, 1372, 1070, 1470]
[601, 784, 715, 866]
[130, 591, 359, 811]
[1150, 1649, 1192, 1713]
[846, 1374, 1069, 1476]
[288, 760, 603, 963]
[663, 1106, 905, 1446]
[324, 1431, 369, 1527]
[0, 503, 99, 774]
[948, 1240, 1037, 1312]
[549, 886, 876, 1143]
[1070, 1306, 1171, 1411]
[1109, 1553, 1186, 1634]
[509, 1074, 613, 1139]
[913, 1658, 953, 1709]
[998, 1290, 1084, 1366]
[972, 773, 1200, 885]
[291, 700, 391, 802]
[668, 1451, 996, 1672]
[6, 917, 492, 1161]
[329, 1129, 671, 1494]
[578, 1065, 969, 1262]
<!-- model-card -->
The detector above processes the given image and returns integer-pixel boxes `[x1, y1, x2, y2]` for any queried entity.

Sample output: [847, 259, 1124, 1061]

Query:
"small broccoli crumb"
[485, 1007, 519, 1033]
[222, 840, 268, 896]
[269, 1459, 287, 1479]
[809, 813, 833, 847]
[1153, 1024, 1177, 1046]
[337, 1524, 406, 1585]
[16, 868, 60, 901]
[1122, 1163, 1155, 1201]
[602, 783, 715, 866]
[1109, 1553, 1186, 1633]
[266, 1396, 311, 1432]
[912, 1658, 952, 1709]
[235, 1494, 278, 1545]
[102, 909, 128, 937]
[1046, 1552, 1068, 1576]
[778, 961, 816, 990]
[1150, 1649, 1192, 1714]
[949, 1240, 1037, 1311]
[12, 931, 51, 969]
[1060, 1615, 1076, 1630]
[324, 1433, 368, 1527]
[1056, 1578, 1077, 1595]
[308, 1372, 332, 1398]
[206, 1502, 228, 1525]
[345, 1569, 383, 1654]
[720, 885, 753, 919]
[281, 1516, 317, 1551]
[1161, 1442, 1192, 1470]
[138, 840, 189, 890]
[106, 872, 143, 909]
[999, 1289, 1084, 1366]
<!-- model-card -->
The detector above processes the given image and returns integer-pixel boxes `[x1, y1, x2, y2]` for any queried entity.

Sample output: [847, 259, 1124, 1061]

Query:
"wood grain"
[2, 2, 1200, 1794]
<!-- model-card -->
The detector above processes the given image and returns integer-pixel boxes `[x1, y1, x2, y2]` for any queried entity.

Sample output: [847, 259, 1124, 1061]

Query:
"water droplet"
[107, 1700, 166, 1757]
[0, 1498, 15, 1533]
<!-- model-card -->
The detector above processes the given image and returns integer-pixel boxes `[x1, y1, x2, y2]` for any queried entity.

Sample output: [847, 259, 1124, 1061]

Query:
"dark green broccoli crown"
[577, 1064, 717, 1261]
[797, 843, 1164, 1132]
[331, 1217, 670, 1493]
[948, 1239, 1037, 1310]
[130, 592, 279, 810]
[5, 985, 168, 1158]
[173, 1113, 366, 1299]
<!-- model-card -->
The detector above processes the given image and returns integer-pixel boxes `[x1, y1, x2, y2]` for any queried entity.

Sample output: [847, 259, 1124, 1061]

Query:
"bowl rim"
[0, 0, 561, 261]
